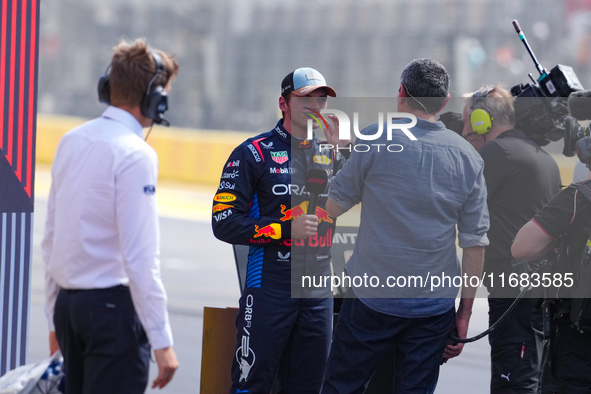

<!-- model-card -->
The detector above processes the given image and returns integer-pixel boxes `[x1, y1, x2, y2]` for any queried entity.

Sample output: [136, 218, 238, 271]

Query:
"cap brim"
[291, 85, 337, 97]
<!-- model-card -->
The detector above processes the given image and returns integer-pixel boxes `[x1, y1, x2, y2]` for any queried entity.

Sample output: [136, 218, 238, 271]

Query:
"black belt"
[61, 284, 128, 294]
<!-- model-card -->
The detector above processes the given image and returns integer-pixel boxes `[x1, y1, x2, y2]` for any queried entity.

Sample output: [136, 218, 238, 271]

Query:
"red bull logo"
[280, 202, 333, 224]
[254, 223, 281, 239]
[299, 140, 311, 149]
[280, 202, 308, 221]
[315, 207, 333, 223]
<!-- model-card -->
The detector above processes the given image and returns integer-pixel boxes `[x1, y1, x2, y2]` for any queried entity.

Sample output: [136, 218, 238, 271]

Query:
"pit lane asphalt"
[28, 167, 490, 393]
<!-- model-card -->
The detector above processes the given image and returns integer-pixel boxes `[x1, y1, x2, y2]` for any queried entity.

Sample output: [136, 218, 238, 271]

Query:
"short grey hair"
[467, 84, 516, 127]
[399, 58, 450, 114]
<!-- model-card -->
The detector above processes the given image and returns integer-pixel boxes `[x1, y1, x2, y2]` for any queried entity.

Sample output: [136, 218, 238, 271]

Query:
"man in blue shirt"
[321, 58, 489, 394]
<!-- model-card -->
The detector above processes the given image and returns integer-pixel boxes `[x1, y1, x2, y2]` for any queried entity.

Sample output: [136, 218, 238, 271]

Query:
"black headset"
[97, 49, 170, 126]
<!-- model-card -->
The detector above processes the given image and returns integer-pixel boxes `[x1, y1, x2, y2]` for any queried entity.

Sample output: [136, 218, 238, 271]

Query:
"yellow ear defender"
[470, 87, 494, 135]
[470, 108, 493, 135]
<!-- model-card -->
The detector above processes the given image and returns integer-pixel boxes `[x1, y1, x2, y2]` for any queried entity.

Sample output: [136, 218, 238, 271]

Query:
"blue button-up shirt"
[329, 117, 489, 317]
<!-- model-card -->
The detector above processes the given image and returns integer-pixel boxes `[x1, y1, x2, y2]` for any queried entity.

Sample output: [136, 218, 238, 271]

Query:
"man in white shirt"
[42, 39, 179, 393]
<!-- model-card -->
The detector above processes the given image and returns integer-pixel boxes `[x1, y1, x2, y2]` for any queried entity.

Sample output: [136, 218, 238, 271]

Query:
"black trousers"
[488, 297, 547, 394]
[54, 285, 150, 394]
[543, 316, 591, 394]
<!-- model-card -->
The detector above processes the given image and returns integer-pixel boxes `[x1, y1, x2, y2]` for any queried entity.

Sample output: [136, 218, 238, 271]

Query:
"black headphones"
[97, 49, 170, 126]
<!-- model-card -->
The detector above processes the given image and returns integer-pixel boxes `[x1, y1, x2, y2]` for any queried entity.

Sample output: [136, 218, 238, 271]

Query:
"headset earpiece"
[97, 67, 111, 104]
[97, 49, 170, 126]
[140, 50, 169, 125]
[141, 84, 168, 120]
[470, 108, 493, 135]
[470, 87, 494, 135]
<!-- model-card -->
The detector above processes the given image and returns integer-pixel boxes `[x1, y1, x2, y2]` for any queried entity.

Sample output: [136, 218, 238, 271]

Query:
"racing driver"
[212, 67, 349, 393]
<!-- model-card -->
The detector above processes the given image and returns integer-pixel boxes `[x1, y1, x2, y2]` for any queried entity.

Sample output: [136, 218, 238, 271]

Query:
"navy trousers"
[322, 295, 455, 394]
[229, 287, 333, 393]
[54, 285, 150, 394]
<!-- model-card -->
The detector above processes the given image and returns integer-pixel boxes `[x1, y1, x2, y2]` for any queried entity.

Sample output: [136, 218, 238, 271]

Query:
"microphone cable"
[450, 285, 533, 343]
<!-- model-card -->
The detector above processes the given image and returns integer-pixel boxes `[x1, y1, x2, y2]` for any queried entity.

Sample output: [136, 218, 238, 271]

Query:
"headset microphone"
[305, 169, 328, 215]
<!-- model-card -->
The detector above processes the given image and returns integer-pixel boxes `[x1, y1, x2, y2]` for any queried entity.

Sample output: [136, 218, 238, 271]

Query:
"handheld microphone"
[305, 169, 328, 215]
[568, 90, 591, 121]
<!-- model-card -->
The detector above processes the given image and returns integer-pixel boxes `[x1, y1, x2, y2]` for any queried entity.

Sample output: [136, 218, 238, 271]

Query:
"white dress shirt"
[42, 106, 173, 350]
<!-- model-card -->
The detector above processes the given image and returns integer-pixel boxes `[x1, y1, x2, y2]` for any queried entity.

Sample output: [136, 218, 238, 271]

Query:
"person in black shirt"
[462, 85, 562, 393]
[512, 181, 591, 393]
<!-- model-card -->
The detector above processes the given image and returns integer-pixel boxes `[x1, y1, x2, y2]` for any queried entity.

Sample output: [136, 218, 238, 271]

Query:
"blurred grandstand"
[38, 0, 591, 133]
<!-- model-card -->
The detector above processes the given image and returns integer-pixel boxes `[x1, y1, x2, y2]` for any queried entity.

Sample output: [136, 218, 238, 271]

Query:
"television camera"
[509, 20, 583, 146]
[439, 20, 584, 146]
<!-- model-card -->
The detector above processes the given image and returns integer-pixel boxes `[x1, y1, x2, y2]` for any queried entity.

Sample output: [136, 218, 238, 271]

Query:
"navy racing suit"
[212, 119, 345, 393]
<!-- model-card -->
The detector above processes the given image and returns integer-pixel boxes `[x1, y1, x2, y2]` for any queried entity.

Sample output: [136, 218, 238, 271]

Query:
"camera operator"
[512, 179, 591, 393]
[510, 92, 591, 393]
[462, 85, 562, 393]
